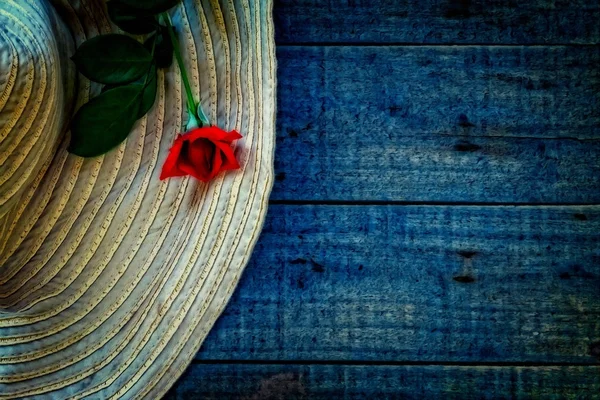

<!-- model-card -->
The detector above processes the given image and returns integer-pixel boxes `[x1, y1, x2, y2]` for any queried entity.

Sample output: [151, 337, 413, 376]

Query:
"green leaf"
[144, 28, 173, 68]
[101, 64, 158, 118]
[69, 85, 144, 157]
[72, 34, 153, 85]
[134, 64, 158, 118]
[118, 0, 182, 14]
[107, 1, 158, 34]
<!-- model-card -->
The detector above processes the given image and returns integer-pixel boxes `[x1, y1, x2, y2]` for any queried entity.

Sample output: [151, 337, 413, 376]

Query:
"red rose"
[160, 126, 242, 182]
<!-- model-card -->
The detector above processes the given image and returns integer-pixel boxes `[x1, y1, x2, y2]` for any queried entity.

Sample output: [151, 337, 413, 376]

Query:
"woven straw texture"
[0, 0, 275, 398]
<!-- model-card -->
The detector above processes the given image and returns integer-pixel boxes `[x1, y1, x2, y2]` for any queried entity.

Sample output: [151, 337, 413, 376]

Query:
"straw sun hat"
[0, 0, 275, 398]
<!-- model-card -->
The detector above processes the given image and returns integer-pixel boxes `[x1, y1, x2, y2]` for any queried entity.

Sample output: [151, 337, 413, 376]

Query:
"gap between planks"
[191, 360, 599, 367]
[269, 201, 600, 207]
[278, 43, 600, 48]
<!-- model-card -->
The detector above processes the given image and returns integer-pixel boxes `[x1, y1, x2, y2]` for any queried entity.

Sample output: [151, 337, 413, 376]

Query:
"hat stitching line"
[124, 1, 270, 397]
[0, 8, 37, 144]
[0, 1, 227, 390]
[0, 76, 197, 393]
[0, 5, 54, 195]
[0, 73, 181, 353]
[0, 29, 19, 113]
[0, 114, 159, 363]
[93, 1, 258, 396]
[0, 0, 274, 397]
[0, 0, 122, 302]
[0, 17, 97, 290]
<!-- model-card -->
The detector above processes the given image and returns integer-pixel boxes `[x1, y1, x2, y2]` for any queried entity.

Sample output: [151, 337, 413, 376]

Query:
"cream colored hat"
[0, 0, 275, 398]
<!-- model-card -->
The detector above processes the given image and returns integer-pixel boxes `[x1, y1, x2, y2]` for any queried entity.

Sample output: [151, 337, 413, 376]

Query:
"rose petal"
[159, 135, 186, 180]
[189, 138, 215, 171]
[214, 141, 240, 171]
[187, 126, 226, 142]
[178, 143, 209, 182]
[160, 127, 242, 182]
[221, 130, 242, 143]
[209, 145, 223, 181]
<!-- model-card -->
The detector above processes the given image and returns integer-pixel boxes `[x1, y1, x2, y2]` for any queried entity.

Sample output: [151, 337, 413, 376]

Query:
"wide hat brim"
[0, 0, 275, 398]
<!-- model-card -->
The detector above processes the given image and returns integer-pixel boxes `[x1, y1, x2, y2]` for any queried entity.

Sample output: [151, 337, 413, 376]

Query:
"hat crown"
[0, 0, 75, 308]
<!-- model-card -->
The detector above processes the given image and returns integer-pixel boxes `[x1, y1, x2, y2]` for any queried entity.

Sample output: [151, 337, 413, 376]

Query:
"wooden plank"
[273, 46, 600, 202]
[165, 364, 600, 399]
[277, 46, 600, 140]
[274, 0, 600, 45]
[197, 205, 600, 363]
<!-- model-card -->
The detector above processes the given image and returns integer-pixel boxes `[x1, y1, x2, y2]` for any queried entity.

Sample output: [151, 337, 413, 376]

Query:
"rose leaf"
[144, 28, 173, 68]
[72, 34, 153, 85]
[69, 85, 148, 157]
[102, 63, 157, 118]
[107, 1, 158, 34]
[118, 0, 182, 14]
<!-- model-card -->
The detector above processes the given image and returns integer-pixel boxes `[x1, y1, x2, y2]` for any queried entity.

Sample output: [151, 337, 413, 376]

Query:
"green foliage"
[69, 2, 180, 158]
[71, 34, 153, 84]
[69, 85, 148, 157]
[108, 2, 158, 34]
[134, 64, 159, 118]
[117, 0, 182, 14]
[145, 28, 173, 68]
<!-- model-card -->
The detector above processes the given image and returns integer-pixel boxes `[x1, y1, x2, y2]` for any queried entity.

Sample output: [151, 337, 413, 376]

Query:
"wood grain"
[196, 205, 600, 363]
[273, 46, 600, 202]
[274, 0, 600, 45]
[277, 46, 600, 140]
[165, 364, 600, 399]
[174, 3, 600, 397]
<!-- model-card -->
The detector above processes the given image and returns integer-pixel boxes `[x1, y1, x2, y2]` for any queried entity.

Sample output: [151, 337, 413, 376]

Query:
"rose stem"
[161, 12, 210, 127]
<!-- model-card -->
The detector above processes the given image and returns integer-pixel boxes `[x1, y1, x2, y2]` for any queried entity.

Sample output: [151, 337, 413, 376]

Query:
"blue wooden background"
[166, 1, 600, 398]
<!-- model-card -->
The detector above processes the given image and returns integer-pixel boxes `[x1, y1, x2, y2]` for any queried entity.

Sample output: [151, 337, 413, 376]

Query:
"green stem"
[161, 12, 209, 126]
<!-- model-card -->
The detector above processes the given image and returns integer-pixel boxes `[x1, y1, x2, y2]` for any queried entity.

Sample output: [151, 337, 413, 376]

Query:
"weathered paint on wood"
[272, 46, 600, 202]
[273, 134, 600, 203]
[171, 2, 600, 397]
[274, 0, 600, 45]
[277, 47, 600, 140]
[165, 364, 600, 399]
[196, 205, 600, 363]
